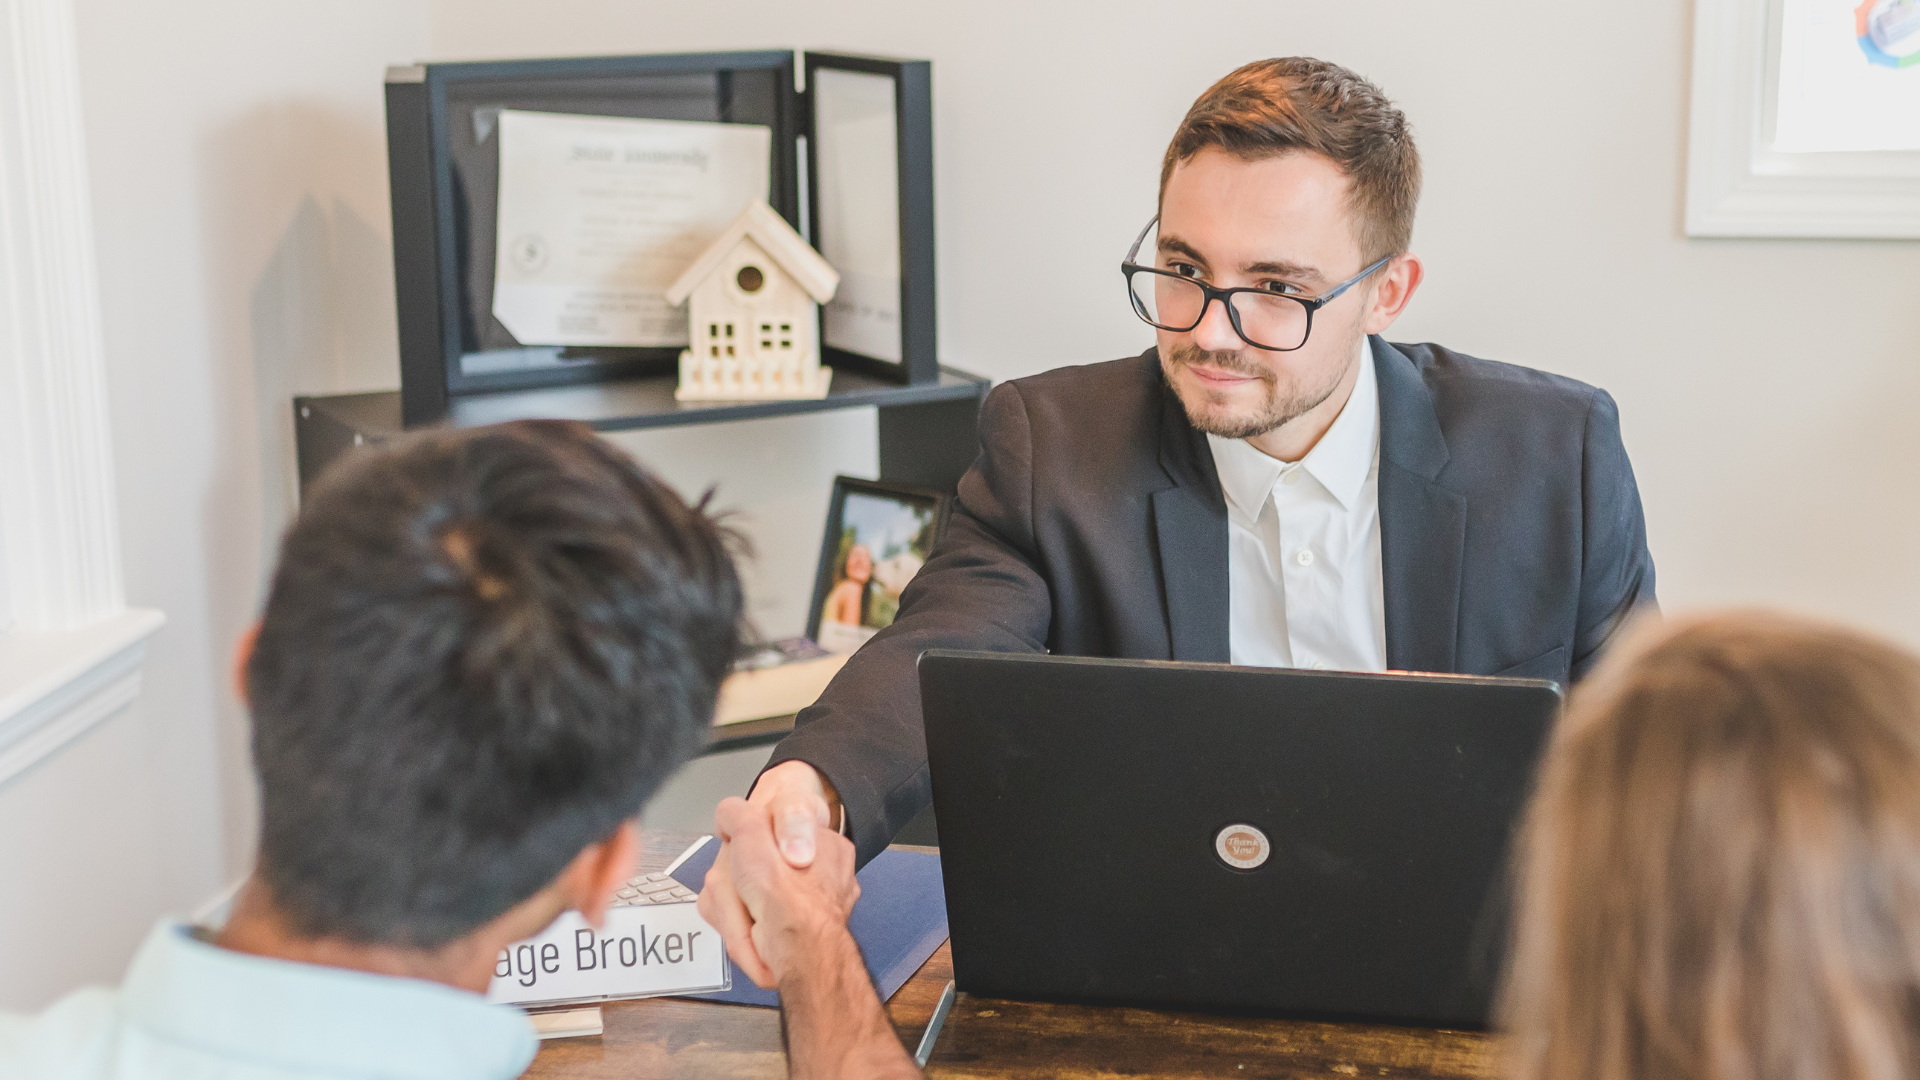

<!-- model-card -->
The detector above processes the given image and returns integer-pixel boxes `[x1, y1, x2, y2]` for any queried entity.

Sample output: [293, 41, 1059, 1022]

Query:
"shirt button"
[1281, 470, 1303, 486]
[1295, 549, 1315, 566]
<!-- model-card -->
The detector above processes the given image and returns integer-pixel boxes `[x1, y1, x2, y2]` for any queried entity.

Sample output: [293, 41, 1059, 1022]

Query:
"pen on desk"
[914, 980, 956, 1068]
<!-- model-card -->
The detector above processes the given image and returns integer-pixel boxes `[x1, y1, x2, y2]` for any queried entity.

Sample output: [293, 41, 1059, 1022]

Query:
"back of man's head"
[245, 420, 741, 949]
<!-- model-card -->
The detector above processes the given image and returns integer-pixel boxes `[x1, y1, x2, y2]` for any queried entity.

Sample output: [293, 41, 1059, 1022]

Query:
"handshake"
[697, 760, 920, 1079]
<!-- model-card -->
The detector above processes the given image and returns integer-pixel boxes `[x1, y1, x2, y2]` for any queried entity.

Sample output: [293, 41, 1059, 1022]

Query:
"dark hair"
[1160, 57, 1422, 263]
[1501, 611, 1920, 1080]
[245, 420, 742, 948]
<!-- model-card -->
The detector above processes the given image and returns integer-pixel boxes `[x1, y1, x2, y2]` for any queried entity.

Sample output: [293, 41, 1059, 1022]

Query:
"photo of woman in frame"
[811, 479, 945, 655]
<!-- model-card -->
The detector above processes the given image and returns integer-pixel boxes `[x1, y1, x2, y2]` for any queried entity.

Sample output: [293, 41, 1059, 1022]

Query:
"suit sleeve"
[1570, 389, 1658, 680]
[762, 382, 1055, 864]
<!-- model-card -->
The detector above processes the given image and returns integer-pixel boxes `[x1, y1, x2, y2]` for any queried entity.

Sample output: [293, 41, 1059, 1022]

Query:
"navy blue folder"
[670, 836, 948, 1007]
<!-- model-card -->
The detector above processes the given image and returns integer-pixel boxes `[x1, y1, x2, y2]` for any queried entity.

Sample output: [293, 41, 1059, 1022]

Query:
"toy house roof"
[665, 199, 840, 307]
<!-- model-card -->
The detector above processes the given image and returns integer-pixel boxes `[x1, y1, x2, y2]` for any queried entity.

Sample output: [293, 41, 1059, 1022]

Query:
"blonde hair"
[1500, 611, 1920, 1080]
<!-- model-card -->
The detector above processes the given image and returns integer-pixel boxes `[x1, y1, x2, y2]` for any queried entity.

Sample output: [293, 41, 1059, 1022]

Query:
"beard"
[1161, 337, 1354, 440]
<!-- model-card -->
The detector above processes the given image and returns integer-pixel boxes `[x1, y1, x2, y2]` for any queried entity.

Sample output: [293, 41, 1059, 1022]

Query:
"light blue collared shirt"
[0, 921, 538, 1079]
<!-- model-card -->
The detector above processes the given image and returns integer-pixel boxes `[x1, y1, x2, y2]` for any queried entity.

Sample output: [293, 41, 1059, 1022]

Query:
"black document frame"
[803, 52, 938, 388]
[385, 49, 936, 428]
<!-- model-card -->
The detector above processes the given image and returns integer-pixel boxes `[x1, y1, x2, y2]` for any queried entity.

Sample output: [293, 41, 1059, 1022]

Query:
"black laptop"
[918, 650, 1562, 1028]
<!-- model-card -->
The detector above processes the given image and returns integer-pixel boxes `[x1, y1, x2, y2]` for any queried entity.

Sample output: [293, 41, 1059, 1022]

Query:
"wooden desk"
[528, 834, 1498, 1080]
[703, 712, 797, 755]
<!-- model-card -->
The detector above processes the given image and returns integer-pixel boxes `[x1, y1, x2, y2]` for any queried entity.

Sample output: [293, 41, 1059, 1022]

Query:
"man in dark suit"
[700, 57, 1655, 982]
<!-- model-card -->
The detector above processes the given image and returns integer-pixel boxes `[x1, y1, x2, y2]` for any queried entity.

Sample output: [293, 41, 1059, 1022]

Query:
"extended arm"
[778, 925, 922, 1080]
[768, 381, 1057, 861]
[703, 799, 922, 1080]
[700, 382, 1058, 985]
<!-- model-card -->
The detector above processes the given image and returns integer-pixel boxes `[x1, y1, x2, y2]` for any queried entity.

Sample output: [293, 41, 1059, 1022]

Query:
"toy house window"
[781, 340, 792, 349]
[736, 265, 765, 292]
[725, 323, 734, 337]
[709, 323, 718, 338]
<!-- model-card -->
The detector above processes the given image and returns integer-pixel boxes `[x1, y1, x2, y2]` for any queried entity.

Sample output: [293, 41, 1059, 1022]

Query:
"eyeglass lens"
[1128, 272, 1311, 351]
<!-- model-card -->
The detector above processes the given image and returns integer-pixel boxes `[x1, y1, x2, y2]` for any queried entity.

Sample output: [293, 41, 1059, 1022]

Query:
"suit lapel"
[1148, 354, 1231, 663]
[1145, 341, 1464, 670]
[1373, 338, 1465, 673]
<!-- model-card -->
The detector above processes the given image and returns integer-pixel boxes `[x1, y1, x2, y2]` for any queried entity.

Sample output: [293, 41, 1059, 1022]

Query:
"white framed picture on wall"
[1687, 0, 1920, 237]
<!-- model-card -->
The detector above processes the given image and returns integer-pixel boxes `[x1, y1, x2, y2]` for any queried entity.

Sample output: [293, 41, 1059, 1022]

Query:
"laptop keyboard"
[611, 870, 698, 907]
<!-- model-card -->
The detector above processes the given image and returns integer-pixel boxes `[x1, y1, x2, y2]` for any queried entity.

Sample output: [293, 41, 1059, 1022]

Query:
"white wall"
[3, 0, 1916, 1009]
[428, 0, 1920, 640]
[0, 0, 430, 1010]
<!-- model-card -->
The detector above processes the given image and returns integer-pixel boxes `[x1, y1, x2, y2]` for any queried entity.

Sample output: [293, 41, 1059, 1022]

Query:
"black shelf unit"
[293, 364, 990, 499]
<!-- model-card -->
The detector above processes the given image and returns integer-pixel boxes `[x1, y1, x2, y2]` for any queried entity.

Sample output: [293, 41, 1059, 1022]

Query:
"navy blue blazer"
[769, 337, 1657, 863]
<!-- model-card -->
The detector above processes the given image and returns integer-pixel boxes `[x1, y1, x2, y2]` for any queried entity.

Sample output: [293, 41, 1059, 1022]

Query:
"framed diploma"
[385, 50, 939, 428]
[489, 112, 773, 352]
[804, 53, 938, 387]
[385, 52, 804, 424]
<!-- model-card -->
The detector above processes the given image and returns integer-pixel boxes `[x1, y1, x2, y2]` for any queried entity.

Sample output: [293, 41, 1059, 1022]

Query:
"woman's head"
[844, 543, 872, 583]
[1501, 611, 1920, 1080]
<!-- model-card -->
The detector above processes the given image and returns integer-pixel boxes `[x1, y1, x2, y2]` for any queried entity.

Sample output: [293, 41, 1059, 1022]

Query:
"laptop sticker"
[1215, 824, 1271, 870]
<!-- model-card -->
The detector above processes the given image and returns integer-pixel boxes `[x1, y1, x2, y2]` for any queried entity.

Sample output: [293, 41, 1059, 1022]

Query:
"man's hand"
[699, 760, 842, 985]
[763, 759, 843, 866]
[703, 796, 919, 1079]
[707, 797, 860, 981]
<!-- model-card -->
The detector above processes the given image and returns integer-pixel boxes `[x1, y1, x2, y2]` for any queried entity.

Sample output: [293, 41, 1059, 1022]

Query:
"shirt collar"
[1208, 430, 1287, 523]
[1301, 337, 1380, 510]
[120, 922, 538, 1080]
[1207, 337, 1381, 515]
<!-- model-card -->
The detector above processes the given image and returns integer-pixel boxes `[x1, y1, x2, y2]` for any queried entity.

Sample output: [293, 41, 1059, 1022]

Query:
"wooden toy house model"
[666, 200, 840, 401]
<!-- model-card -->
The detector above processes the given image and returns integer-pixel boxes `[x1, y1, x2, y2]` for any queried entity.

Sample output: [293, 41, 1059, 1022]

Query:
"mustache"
[1166, 342, 1273, 382]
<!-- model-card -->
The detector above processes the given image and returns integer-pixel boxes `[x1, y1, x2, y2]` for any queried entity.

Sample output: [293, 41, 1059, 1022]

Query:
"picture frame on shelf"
[804, 53, 938, 387]
[806, 476, 950, 655]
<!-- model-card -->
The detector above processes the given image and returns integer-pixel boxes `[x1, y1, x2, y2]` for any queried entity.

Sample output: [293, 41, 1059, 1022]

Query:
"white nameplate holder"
[487, 901, 728, 1007]
[487, 891, 729, 1007]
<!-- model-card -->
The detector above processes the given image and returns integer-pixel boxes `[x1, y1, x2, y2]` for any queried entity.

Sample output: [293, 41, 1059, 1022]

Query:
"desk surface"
[703, 712, 796, 755]
[528, 832, 1499, 1080]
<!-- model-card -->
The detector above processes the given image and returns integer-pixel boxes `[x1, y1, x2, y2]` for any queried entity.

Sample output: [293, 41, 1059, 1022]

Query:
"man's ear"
[569, 819, 642, 930]
[1361, 252, 1423, 335]
[233, 623, 261, 704]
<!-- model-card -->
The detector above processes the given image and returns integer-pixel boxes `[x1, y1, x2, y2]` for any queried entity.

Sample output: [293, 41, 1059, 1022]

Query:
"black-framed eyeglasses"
[1120, 215, 1391, 352]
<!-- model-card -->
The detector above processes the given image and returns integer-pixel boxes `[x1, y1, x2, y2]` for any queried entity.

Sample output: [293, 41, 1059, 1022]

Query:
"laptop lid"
[918, 650, 1562, 1028]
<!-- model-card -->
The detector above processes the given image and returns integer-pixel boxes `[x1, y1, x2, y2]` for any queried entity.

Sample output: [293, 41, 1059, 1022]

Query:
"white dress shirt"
[1207, 338, 1386, 672]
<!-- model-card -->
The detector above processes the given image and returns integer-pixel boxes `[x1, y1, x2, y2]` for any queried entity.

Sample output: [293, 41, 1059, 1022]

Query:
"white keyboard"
[611, 870, 698, 907]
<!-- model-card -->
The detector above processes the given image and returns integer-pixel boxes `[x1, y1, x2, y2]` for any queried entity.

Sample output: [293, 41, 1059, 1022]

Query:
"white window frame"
[0, 505, 12, 635]
[1686, 0, 1920, 238]
[0, 0, 163, 786]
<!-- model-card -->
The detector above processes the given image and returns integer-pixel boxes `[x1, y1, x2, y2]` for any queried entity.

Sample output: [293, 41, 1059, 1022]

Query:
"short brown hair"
[1500, 611, 1920, 1080]
[1160, 58, 1421, 263]
[250, 420, 742, 946]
